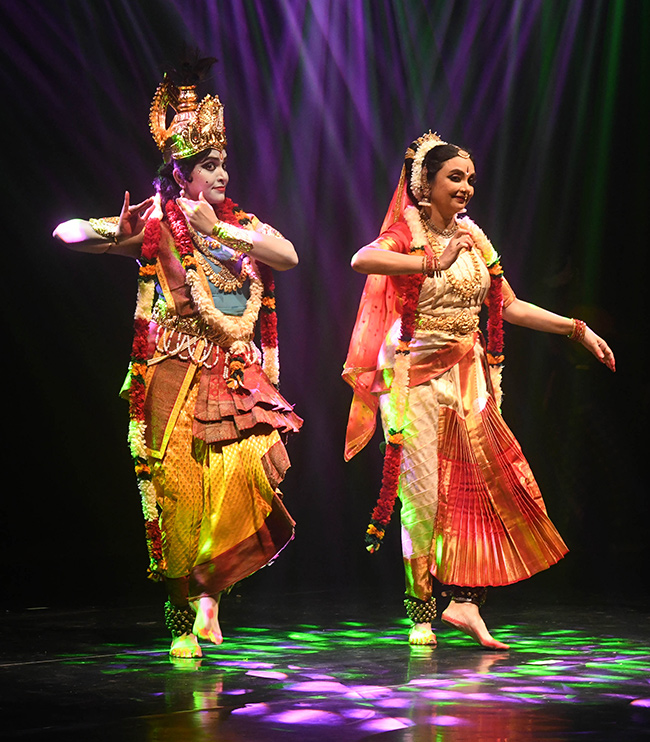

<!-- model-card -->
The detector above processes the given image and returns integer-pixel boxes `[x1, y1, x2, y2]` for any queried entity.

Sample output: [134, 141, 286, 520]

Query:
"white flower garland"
[410, 132, 447, 203]
[184, 258, 264, 343]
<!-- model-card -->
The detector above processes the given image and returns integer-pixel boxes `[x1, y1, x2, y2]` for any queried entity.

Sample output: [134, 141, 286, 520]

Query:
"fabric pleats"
[382, 342, 567, 592]
[151, 371, 295, 597]
[435, 396, 568, 586]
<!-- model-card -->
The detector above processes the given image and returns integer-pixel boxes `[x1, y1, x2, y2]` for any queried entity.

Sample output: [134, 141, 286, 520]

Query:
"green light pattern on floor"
[50, 619, 650, 737]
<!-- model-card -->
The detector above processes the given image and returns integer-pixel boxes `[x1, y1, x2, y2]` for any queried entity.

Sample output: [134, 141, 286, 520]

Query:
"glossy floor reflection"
[1, 592, 649, 740]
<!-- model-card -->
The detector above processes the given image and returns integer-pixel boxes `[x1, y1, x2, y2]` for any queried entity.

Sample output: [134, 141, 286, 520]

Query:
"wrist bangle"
[422, 253, 442, 278]
[567, 318, 586, 342]
[211, 221, 254, 253]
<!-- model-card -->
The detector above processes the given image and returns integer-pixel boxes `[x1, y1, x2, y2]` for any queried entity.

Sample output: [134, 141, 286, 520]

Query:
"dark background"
[1, 0, 647, 612]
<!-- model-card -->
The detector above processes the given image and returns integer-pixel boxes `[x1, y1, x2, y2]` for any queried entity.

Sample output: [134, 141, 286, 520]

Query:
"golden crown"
[149, 78, 227, 161]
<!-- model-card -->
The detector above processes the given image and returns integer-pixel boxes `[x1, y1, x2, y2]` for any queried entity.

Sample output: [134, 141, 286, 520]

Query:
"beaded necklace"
[186, 221, 245, 293]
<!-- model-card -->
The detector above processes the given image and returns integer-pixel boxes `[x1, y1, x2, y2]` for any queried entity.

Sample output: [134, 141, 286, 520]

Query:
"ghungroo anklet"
[404, 595, 437, 623]
[447, 586, 487, 607]
[164, 600, 195, 638]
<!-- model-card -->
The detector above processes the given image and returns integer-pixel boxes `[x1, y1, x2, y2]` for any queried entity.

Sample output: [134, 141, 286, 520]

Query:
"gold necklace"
[420, 216, 483, 303]
[186, 222, 245, 293]
[428, 218, 458, 238]
[194, 252, 247, 293]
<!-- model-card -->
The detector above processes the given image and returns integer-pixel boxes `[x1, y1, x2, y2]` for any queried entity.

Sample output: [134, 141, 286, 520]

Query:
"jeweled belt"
[414, 309, 479, 335]
[149, 305, 259, 370]
[154, 309, 211, 339]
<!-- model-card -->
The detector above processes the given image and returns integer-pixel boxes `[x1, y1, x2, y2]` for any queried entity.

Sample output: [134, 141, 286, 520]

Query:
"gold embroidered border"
[414, 309, 479, 335]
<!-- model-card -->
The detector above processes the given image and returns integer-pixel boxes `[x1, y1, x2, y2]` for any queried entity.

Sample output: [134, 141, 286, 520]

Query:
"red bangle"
[568, 318, 586, 342]
[422, 254, 442, 278]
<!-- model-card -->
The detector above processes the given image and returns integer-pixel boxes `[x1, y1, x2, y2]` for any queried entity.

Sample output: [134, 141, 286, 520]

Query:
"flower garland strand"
[127, 215, 165, 579]
[462, 215, 506, 408]
[365, 248, 425, 553]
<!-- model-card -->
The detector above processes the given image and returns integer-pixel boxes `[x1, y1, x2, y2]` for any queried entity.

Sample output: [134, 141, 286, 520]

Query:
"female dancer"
[54, 66, 302, 658]
[343, 132, 614, 648]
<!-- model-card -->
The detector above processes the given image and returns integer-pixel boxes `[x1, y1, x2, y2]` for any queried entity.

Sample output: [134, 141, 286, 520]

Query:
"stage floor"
[2, 590, 649, 741]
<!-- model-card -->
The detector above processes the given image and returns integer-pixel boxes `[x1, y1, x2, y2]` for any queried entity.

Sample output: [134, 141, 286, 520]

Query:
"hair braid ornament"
[407, 131, 447, 204]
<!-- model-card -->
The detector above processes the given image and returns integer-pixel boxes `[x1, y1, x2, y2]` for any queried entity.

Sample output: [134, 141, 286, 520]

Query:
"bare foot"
[409, 622, 437, 646]
[192, 595, 223, 645]
[441, 601, 509, 650]
[170, 632, 202, 658]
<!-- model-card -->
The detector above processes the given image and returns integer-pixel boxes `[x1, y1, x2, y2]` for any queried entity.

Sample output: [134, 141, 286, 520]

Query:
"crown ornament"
[149, 77, 227, 161]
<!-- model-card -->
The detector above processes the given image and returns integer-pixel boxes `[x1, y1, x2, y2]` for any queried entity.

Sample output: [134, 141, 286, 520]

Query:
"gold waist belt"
[152, 304, 241, 346]
[154, 309, 211, 340]
[150, 305, 259, 369]
[414, 309, 479, 335]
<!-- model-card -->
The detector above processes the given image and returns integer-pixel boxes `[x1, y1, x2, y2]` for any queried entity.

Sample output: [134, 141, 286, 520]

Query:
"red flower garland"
[486, 268, 504, 365]
[165, 200, 195, 261]
[365, 262, 425, 553]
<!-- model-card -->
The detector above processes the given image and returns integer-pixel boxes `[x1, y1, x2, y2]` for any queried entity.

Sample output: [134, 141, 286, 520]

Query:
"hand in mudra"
[116, 191, 155, 243]
[439, 227, 474, 270]
[177, 192, 218, 236]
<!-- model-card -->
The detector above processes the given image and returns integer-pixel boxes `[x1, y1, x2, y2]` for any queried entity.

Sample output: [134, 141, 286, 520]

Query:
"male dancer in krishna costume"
[55, 61, 302, 658]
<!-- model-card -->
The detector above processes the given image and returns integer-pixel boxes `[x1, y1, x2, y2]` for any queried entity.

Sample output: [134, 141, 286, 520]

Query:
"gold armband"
[211, 221, 254, 253]
[89, 216, 122, 246]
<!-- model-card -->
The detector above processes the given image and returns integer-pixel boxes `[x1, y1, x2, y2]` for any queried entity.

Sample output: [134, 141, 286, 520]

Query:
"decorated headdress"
[406, 130, 447, 203]
[149, 56, 226, 161]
